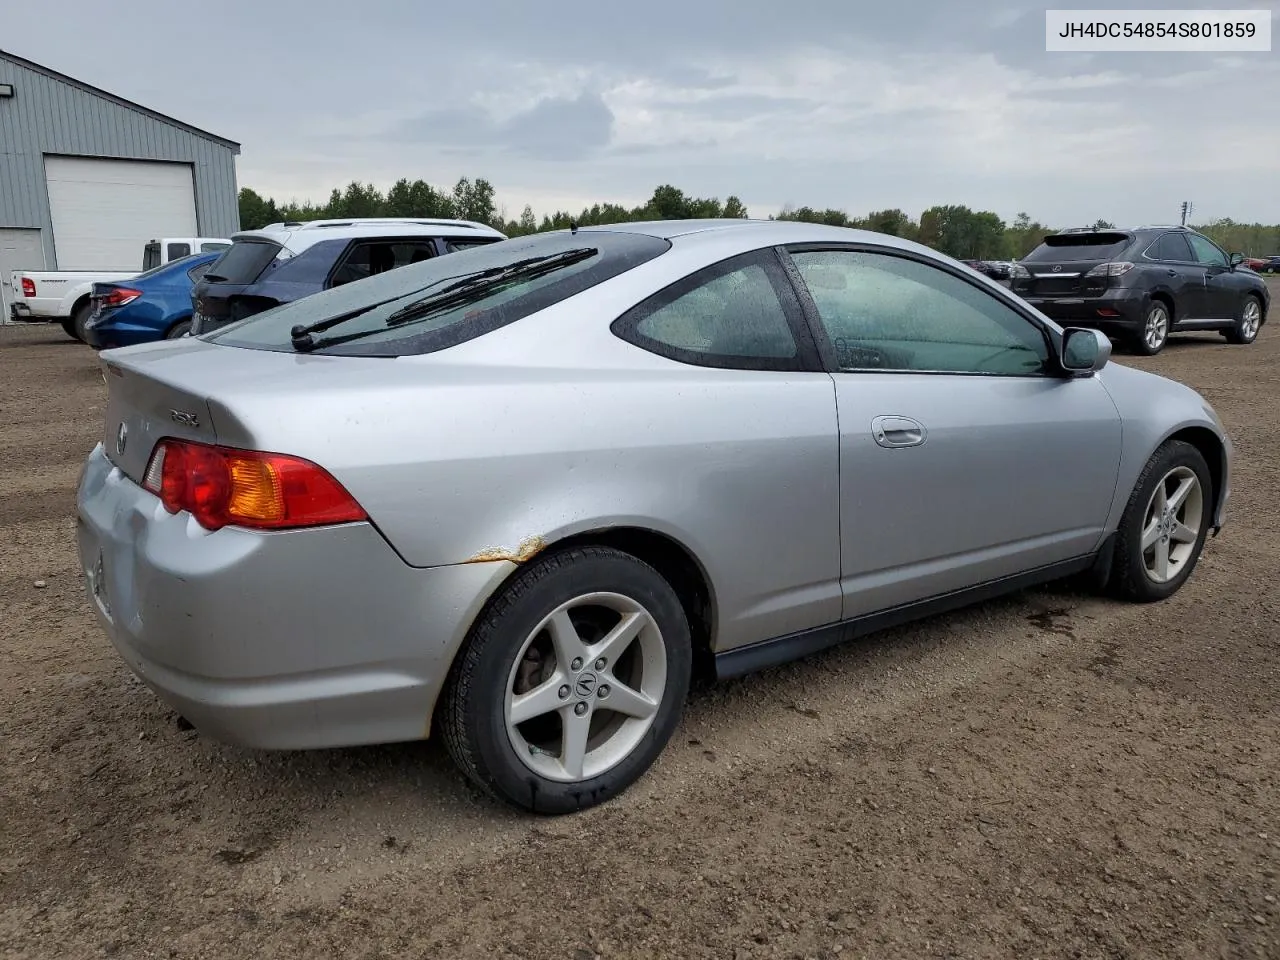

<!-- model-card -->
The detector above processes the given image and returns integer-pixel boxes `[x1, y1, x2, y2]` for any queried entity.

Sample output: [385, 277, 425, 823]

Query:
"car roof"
[231, 218, 507, 253]
[575, 217, 939, 257]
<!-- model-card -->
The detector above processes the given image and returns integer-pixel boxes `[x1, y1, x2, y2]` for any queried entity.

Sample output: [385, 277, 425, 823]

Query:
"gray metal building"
[0, 49, 239, 315]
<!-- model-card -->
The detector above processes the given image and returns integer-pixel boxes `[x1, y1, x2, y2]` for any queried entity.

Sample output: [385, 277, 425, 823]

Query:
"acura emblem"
[115, 422, 128, 456]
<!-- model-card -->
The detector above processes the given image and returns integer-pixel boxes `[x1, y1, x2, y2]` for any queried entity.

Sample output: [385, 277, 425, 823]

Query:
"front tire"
[1131, 301, 1170, 355]
[1223, 295, 1262, 345]
[440, 546, 692, 814]
[166, 319, 193, 339]
[1109, 440, 1212, 603]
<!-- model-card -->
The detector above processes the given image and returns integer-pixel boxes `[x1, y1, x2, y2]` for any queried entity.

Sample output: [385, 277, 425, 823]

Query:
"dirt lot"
[1, 287, 1278, 960]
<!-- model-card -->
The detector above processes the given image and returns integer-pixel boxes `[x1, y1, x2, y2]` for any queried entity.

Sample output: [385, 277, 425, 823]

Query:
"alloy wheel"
[1144, 305, 1169, 351]
[1241, 300, 1261, 341]
[504, 591, 667, 783]
[1140, 465, 1203, 583]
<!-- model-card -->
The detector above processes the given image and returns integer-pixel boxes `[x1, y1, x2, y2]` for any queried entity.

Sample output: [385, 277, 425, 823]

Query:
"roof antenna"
[570, 221, 578, 235]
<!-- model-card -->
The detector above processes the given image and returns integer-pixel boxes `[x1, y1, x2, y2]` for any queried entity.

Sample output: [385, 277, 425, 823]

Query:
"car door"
[1143, 231, 1204, 321]
[611, 248, 842, 651]
[783, 245, 1123, 619]
[1185, 233, 1236, 321]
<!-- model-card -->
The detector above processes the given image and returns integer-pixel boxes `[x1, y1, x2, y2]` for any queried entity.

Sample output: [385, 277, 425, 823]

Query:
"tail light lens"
[21, 277, 36, 297]
[95, 287, 142, 308]
[1008, 264, 1030, 279]
[141, 438, 366, 532]
[1085, 262, 1134, 278]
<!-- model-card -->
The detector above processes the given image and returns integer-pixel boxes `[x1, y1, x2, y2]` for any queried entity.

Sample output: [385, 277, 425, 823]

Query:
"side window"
[613, 250, 804, 370]
[1147, 232, 1193, 262]
[142, 244, 160, 271]
[1187, 234, 1228, 268]
[790, 248, 1050, 376]
[167, 242, 191, 261]
[187, 262, 212, 283]
[329, 241, 435, 287]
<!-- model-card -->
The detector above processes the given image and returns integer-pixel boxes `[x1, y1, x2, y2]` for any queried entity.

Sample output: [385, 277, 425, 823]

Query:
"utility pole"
[1180, 201, 1193, 226]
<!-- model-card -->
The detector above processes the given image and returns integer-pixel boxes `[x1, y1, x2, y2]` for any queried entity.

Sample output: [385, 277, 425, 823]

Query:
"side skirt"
[714, 552, 1099, 680]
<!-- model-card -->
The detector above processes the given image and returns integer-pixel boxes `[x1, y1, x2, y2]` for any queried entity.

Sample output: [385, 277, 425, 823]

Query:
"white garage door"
[45, 157, 198, 271]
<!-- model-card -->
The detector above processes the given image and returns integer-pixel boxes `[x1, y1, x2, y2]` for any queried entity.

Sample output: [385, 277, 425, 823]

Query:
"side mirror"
[1060, 327, 1111, 374]
[1229, 252, 1244, 267]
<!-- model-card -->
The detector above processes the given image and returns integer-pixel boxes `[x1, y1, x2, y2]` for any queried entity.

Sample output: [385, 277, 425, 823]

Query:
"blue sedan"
[83, 253, 220, 349]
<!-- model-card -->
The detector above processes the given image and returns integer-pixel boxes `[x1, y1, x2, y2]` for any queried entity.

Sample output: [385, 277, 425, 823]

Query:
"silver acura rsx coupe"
[77, 219, 1232, 813]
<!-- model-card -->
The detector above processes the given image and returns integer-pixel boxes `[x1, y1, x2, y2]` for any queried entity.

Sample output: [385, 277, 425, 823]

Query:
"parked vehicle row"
[78, 218, 1234, 814]
[1009, 225, 1269, 355]
[8, 237, 230, 340]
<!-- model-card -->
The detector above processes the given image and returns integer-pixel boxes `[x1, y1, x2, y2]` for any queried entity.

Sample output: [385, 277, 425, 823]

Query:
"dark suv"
[1009, 226, 1269, 355]
[189, 218, 507, 335]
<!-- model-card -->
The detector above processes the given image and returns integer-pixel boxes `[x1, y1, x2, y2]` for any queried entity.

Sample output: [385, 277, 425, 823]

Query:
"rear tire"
[166, 319, 193, 339]
[1223, 295, 1262, 345]
[440, 546, 692, 814]
[71, 301, 92, 343]
[1108, 440, 1212, 603]
[59, 317, 78, 341]
[1131, 301, 1170, 356]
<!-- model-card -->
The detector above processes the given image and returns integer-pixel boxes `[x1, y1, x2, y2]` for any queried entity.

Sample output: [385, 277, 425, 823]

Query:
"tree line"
[238, 179, 1280, 260]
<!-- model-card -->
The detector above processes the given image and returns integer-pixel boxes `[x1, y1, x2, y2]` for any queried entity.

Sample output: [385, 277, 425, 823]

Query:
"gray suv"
[1010, 225, 1269, 355]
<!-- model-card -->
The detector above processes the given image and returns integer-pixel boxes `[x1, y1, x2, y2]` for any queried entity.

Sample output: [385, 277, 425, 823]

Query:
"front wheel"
[1108, 440, 1212, 603]
[1131, 302, 1170, 355]
[439, 546, 692, 814]
[1223, 295, 1262, 345]
[165, 319, 193, 339]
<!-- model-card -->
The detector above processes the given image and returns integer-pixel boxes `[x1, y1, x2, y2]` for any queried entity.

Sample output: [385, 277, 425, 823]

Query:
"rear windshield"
[142, 243, 160, 271]
[203, 239, 284, 284]
[1024, 232, 1132, 262]
[207, 231, 671, 357]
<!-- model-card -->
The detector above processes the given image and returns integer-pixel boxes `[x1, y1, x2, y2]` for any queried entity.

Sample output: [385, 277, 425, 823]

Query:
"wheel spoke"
[1167, 476, 1195, 511]
[546, 609, 587, 667]
[589, 610, 649, 666]
[600, 676, 658, 720]
[1141, 516, 1162, 550]
[1171, 521, 1198, 545]
[1153, 480, 1168, 515]
[558, 706, 591, 779]
[509, 673, 566, 725]
[1153, 538, 1171, 581]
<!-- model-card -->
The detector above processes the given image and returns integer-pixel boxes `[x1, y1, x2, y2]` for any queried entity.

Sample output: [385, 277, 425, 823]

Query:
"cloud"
[395, 92, 614, 160]
[3, 0, 1277, 227]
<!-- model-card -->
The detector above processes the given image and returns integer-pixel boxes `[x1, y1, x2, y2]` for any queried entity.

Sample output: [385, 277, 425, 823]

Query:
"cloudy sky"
[7, 0, 1279, 226]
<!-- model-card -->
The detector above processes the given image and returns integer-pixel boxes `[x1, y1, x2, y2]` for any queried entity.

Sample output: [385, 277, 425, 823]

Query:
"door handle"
[1166, 270, 1177, 277]
[872, 415, 927, 448]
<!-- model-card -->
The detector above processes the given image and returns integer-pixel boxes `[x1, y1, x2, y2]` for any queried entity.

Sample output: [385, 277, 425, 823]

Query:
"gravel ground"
[2, 286, 1278, 960]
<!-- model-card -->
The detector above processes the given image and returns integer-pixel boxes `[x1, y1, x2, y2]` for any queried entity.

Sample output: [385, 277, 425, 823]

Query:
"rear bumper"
[83, 315, 167, 350]
[1020, 288, 1147, 332]
[75, 444, 514, 749]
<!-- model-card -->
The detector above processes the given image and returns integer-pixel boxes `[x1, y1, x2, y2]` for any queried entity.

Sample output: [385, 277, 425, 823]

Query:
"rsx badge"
[170, 410, 200, 428]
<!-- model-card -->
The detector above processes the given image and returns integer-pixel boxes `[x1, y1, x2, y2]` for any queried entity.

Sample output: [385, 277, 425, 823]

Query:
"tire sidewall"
[458, 549, 691, 813]
[72, 302, 92, 342]
[167, 319, 193, 339]
[1115, 442, 1212, 602]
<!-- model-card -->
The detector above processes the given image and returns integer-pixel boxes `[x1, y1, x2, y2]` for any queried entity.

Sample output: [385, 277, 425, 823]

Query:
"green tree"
[237, 188, 279, 230]
[722, 196, 748, 219]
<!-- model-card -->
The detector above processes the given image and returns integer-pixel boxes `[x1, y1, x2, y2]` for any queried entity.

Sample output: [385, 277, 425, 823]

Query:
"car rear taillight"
[1084, 262, 1134, 278]
[21, 277, 35, 297]
[1008, 264, 1029, 279]
[141, 438, 367, 532]
[96, 287, 142, 308]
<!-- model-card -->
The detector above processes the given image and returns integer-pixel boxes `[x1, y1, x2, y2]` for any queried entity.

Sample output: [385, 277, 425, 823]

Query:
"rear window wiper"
[290, 247, 597, 352]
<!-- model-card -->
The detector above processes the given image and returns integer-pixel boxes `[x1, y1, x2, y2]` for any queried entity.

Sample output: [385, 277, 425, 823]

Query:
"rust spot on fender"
[462, 535, 546, 565]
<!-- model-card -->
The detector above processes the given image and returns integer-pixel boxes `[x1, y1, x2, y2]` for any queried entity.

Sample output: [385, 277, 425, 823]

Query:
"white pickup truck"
[9, 237, 231, 340]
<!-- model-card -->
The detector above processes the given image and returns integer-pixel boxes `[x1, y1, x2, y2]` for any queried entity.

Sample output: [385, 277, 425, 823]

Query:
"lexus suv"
[1010, 226, 1269, 355]
[189, 218, 507, 335]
